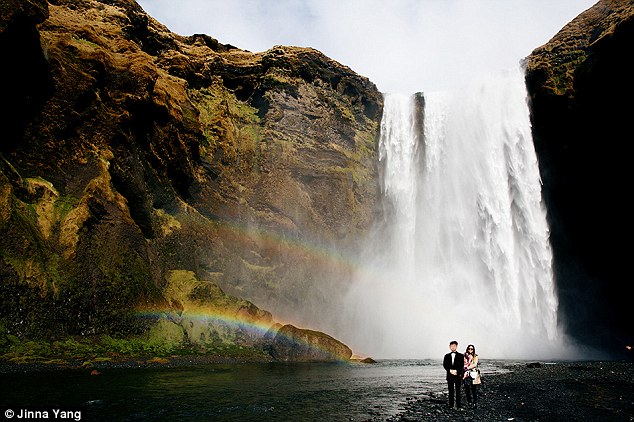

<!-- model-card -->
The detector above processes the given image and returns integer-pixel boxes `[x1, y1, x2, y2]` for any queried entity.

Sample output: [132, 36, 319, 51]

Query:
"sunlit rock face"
[525, 0, 634, 354]
[0, 0, 382, 338]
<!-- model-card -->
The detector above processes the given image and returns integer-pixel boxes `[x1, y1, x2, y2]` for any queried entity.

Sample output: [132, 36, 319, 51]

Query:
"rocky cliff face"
[0, 0, 382, 348]
[525, 0, 634, 353]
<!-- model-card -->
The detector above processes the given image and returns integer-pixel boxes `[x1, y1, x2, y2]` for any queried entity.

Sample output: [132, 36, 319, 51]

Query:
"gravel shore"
[390, 361, 634, 421]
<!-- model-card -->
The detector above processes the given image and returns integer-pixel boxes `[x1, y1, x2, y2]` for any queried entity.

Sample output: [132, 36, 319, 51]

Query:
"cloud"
[136, 0, 596, 93]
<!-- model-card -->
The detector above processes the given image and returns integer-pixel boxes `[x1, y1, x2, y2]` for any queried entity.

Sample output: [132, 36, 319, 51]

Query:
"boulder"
[350, 355, 377, 363]
[269, 324, 352, 362]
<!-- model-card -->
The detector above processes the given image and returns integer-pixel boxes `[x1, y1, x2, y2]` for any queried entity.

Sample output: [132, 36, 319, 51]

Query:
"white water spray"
[343, 67, 564, 359]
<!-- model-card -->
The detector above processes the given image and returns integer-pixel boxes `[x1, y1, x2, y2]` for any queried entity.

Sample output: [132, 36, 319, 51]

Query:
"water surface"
[1, 359, 512, 421]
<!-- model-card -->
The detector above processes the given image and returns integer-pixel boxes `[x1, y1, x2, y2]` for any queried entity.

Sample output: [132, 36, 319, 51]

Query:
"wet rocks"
[268, 324, 352, 362]
[391, 361, 634, 421]
[351, 356, 378, 363]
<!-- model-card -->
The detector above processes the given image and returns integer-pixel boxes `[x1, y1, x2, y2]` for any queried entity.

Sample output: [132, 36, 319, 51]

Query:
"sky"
[134, 0, 597, 94]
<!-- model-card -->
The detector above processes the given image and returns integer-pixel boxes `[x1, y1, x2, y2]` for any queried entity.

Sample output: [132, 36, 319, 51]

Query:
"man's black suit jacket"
[443, 352, 464, 380]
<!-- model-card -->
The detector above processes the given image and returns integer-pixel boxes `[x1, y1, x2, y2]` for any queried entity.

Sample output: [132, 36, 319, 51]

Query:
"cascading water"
[343, 66, 564, 359]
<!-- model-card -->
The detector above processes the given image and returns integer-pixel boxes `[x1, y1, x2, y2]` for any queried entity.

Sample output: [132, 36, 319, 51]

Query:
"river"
[1, 359, 515, 421]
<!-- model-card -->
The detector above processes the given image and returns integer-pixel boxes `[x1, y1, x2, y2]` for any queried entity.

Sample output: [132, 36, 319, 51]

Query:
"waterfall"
[343, 66, 564, 359]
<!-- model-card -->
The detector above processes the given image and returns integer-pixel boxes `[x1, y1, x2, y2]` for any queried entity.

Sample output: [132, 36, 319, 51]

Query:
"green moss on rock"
[1, 0, 380, 359]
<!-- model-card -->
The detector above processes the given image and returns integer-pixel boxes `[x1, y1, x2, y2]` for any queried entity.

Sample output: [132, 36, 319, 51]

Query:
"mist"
[340, 68, 571, 359]
[133, 1, 599, 359]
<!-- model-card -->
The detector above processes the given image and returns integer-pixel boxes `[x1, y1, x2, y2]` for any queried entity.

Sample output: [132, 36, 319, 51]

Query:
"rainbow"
[175, 208, 376, 279]
[143, 212, 393, 359]
[211, 216, 397, 290]
[134, 309, 353, 361]
[135, 308, 276, 338]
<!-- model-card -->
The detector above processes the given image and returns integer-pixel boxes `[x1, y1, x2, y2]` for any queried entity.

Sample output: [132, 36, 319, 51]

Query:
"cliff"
[0, 0, 382, 357]
[525, 0, 634, 352]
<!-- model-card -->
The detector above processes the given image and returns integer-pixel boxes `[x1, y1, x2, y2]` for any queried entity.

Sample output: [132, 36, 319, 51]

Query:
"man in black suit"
[443, 340, 464, 408]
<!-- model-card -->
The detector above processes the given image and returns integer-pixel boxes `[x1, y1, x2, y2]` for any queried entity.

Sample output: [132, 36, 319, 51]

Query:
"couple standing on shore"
[443, 340, 481, 409]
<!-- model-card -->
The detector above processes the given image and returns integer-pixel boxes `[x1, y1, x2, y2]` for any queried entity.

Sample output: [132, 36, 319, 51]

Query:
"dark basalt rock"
[525, 0, 634, 354]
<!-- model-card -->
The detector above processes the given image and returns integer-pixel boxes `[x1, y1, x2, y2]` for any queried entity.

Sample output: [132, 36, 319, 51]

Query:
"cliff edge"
[525, 0, 634, 353]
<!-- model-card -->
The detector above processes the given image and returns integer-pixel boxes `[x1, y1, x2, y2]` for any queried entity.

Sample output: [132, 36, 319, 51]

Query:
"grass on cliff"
[0, 332, 270, 366]
[0, 268, 274, 367]
[191, 81, 262, 148]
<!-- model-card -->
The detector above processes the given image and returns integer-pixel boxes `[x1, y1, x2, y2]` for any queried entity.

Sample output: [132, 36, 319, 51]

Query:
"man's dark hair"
[450, 340, 458, 345]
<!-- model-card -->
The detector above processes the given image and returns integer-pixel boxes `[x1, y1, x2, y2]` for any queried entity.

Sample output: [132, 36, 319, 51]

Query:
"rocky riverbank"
[0, 353, 276, 374]
[391, 361, 634, 422]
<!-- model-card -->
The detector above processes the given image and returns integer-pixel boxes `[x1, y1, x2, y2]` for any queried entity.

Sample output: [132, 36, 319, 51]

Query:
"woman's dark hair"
[465, 344, 476, 355]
